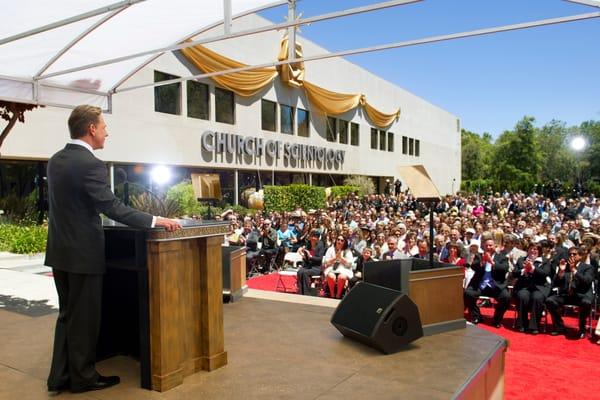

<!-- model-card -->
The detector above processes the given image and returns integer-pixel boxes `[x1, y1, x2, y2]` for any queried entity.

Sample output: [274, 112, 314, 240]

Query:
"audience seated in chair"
[296, 231, 326, 296]
[545, 246, 594, 339]
[512, 241, 551, 335]
[464, 237, 510, 328]
[349, 247, 376, 290]
[322, 235, 354, 299]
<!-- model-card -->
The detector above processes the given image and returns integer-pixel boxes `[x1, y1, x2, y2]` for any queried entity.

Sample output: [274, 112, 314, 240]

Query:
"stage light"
[151, 165, 171, 185]
[570, 136, 586, 152]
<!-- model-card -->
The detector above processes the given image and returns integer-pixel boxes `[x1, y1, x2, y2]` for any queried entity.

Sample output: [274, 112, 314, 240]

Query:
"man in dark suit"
[545, 246, 594, 339]
[296, 230, 326, 295]
[45, 105, 181, 393]
[463, 237, 510, 328]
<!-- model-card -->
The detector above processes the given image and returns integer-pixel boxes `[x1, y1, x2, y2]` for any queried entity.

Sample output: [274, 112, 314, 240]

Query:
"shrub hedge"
[264, 184, 326, 212]
[0, 224, 47, 254]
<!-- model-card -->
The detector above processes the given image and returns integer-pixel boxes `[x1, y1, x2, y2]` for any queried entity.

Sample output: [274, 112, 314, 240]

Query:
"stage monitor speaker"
[330, 282, 423, 354]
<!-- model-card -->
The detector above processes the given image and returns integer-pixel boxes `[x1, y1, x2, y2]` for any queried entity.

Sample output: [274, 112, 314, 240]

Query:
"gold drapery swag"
[181, 38, 400, 128]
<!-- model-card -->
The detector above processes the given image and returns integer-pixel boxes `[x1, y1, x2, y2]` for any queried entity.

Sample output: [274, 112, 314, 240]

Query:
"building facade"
[0, 14, 461, 205]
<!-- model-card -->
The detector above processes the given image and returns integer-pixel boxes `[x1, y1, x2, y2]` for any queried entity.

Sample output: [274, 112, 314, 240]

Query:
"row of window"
[325, 117, 360, 146]
[261, 99, 309, 137]
[154, 70, 420, 157]
[154, 71, 235, 124]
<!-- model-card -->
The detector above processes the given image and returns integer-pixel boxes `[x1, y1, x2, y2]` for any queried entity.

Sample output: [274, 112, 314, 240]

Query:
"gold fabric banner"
[181, 37, 400, 128]
[180, 43, 277, 97]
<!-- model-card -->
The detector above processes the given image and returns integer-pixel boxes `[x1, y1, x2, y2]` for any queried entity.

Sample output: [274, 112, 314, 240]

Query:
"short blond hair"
[68, 105, 102, 139]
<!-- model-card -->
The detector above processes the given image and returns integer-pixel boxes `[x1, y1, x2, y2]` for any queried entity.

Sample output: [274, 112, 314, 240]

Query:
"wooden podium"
[99, 220, 229, 391]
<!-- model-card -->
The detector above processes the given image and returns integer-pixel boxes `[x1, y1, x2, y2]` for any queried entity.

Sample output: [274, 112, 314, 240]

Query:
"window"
[261, 99, 276, 131]
[379, 130, 386, 151]
[154, 71, 181, 115]
[387, 132, 394, 152]
[326, 117, 337, 142]
[409, 138, 414, 155]
[370, 128, 378, 149]
[350, 122, 359, 146]
[187, 80, 209, 120]
[215, 87, 235, 124]
[338, 119, 348, 144]
[402, 136, 408, 155]
[415, 139, 420, 156]
[280, 104, 294, 134]
[297, 108, 310, 137]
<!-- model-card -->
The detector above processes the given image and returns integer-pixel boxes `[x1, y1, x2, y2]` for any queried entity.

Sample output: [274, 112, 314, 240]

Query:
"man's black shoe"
[550, 329, 566, 336]
[493, 322, 502, 329]
[471, 317, 481, 325]
[517, 327, 525, 333]
[47, 383, 69, 393]
[530, 330, 539, 335]
[71, 376, 120, 393]
[577, 330, 586, 340]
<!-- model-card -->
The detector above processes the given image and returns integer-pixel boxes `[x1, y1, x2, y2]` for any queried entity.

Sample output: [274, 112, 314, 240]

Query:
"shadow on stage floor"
[0, 291, 506, 399]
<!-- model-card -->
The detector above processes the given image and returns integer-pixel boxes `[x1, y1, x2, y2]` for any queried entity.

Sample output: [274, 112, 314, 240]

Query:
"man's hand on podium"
[156, 217, 182, 232]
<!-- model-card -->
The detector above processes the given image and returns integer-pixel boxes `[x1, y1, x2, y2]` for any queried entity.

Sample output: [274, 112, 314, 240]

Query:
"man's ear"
[88, 122, 97, 137]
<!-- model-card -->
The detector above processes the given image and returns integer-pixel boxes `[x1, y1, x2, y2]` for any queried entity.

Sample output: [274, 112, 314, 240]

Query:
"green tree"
[461, 129, 493, 180]
[536, 120, 576, 183]
[491, 117, 541, 192]
[580, 120, 600, 183]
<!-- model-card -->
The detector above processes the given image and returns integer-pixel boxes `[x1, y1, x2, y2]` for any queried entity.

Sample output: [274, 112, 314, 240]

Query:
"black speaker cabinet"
[330, 282, 423, 354]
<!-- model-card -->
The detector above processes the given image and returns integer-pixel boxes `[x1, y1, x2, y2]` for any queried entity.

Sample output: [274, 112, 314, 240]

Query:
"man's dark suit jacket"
[467, 251, 510, 290]
[551, 262, 595, 301]
[512, 257, 551, 296]
[45, 143, 153, 274]
[303, 240, 325, 269]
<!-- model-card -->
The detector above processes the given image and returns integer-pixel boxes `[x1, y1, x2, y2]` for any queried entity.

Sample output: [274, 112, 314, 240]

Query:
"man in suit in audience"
[297, 230, 326, 295]
[463, 237, 510, 328]
[45, 105, 181, 394]
[545, 246, 594, 339]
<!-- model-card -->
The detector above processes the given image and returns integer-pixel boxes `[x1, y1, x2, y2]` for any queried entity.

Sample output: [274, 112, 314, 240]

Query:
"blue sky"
[260, 0, 600, 138]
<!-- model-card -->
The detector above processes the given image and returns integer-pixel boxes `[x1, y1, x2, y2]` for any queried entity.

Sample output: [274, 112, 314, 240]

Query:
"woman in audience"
[442, 242, 465, 266]
[322, 234, 354, 299]
[512, 242, 551, 334]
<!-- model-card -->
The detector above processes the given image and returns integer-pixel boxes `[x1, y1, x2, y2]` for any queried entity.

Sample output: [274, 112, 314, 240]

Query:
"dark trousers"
[297, 265, 321, 295]
[545, 294, 591, 332]
[464, 285, 510, 324]
[515, 288, 547, 331]
[47, 269, 103, 390]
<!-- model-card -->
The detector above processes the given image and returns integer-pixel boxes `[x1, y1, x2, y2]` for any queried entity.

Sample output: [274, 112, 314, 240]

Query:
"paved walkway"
[0, 252, 57, 313]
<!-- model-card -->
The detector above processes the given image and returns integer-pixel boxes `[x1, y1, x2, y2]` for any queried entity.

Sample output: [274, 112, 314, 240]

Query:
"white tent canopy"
[0, 0, 282, 109]
[1, 0, 599, 111]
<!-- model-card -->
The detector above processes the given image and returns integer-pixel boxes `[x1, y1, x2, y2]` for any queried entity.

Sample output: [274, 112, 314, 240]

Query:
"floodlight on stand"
[151, 165, 171, 185]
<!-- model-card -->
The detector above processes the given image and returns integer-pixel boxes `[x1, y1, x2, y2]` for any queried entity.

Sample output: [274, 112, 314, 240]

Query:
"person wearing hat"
[296, 230, 326, 296]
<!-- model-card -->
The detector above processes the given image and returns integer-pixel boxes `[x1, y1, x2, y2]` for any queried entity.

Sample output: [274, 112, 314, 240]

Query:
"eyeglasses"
[568, 252, 578, 256]
[336, 238, 345, 242]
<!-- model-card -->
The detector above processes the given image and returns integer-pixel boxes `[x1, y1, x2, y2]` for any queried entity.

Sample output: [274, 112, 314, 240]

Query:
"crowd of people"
[223, 190, 600, 344]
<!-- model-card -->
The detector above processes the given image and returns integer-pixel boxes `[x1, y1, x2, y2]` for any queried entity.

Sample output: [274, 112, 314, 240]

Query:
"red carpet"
[476, 306, 600, 400]
[248, 274, 600, 399]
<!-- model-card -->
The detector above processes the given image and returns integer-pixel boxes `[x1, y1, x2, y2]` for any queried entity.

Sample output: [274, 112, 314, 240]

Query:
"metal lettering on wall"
[201, 130, 345, 170]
